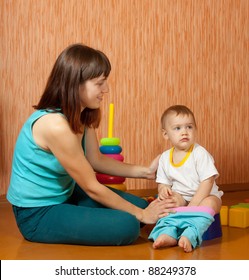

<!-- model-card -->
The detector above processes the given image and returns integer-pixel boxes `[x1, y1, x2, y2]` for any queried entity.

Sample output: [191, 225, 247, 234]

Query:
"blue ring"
[99, 145, 122, 154]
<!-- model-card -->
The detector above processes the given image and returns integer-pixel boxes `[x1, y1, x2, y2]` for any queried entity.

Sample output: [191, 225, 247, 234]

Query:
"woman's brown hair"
[33, 44, 111, 133]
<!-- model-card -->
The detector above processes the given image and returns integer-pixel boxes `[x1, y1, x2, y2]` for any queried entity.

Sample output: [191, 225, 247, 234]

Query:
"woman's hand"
[158, 192, 187, 208]
[145, 155, 161, 179]
[140, 199, 176, 224]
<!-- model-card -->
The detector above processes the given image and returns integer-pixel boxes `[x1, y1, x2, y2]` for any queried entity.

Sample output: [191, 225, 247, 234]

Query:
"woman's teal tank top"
[7, 110, 78, 207]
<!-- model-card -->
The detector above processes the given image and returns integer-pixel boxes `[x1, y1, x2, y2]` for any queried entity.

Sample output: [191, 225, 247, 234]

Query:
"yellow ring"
[105, 184, 127, 191]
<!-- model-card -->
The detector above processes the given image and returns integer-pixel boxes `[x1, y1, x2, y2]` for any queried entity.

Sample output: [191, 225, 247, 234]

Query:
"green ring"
[100, 137, 120, 146]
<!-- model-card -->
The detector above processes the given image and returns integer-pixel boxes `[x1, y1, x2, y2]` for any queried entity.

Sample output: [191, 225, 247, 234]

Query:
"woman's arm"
[36, 114, 169, 224]
[85, 127, 159, 179]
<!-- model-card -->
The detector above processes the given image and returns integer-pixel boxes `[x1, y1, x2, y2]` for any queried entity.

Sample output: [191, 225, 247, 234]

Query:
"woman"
[7, 44, 176, 246]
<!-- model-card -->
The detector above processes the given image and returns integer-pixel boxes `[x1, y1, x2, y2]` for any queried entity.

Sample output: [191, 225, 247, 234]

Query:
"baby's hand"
[158, 187, 173, 200]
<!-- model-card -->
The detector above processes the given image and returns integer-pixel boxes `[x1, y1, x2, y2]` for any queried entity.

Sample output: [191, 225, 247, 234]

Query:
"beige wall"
[1, 0, 248, 194]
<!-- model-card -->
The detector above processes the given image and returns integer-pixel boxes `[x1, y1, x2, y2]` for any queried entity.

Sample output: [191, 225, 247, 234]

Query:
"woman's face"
[79, 74, 109, 110]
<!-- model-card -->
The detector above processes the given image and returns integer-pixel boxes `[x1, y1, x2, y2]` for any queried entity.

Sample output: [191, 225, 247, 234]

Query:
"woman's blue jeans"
[12, 185, 148, 246]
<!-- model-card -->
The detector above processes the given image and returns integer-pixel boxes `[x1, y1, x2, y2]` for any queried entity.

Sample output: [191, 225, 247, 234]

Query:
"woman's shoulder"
[27, 109, 65, 122]
[40, 111, 67, 122]
[38, 112, 70, 134]
[32, 110, 72, 145]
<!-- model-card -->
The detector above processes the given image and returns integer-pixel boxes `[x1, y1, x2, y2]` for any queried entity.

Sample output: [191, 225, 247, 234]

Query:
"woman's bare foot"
[153, 234, 177, 249]
[178, 236, 193, 252]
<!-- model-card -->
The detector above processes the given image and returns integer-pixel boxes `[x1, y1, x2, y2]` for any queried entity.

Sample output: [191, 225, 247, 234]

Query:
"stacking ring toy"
[100, 145, 122, 154]
[105, 154, 124, 161]
[106, 184, 127, 191]
[96, 173, 125, 184]
[97, 103, 127, 192]
[100, 137, 120, 146]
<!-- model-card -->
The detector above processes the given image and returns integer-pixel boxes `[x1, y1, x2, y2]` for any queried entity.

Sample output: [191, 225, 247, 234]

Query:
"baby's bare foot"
[178, 236, 193, 252]
[153, 234, 177, 249]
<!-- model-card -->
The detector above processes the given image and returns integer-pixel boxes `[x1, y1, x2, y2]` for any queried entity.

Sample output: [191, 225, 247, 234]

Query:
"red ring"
[105, 154, 124, 161]
[96, 173, 126, 184]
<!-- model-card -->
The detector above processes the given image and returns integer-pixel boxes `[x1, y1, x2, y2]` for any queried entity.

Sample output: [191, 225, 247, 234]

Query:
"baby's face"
[163, 113, 197, 151]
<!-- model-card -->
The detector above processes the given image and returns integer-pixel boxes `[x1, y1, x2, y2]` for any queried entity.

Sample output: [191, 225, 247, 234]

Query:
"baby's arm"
[188, 176, 215, 207]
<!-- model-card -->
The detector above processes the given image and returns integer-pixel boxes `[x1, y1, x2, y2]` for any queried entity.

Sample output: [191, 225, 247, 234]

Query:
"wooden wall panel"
[0, 0, 248, 194]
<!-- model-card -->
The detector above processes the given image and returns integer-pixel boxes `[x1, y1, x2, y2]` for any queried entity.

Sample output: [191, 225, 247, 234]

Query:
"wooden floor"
[1, 185, 249, 260]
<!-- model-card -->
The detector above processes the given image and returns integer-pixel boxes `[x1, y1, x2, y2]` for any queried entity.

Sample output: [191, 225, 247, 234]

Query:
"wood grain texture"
[1, 0, 248, 194]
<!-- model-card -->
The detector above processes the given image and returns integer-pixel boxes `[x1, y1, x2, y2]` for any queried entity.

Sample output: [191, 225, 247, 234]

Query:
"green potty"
[202, 213, 222, 240]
